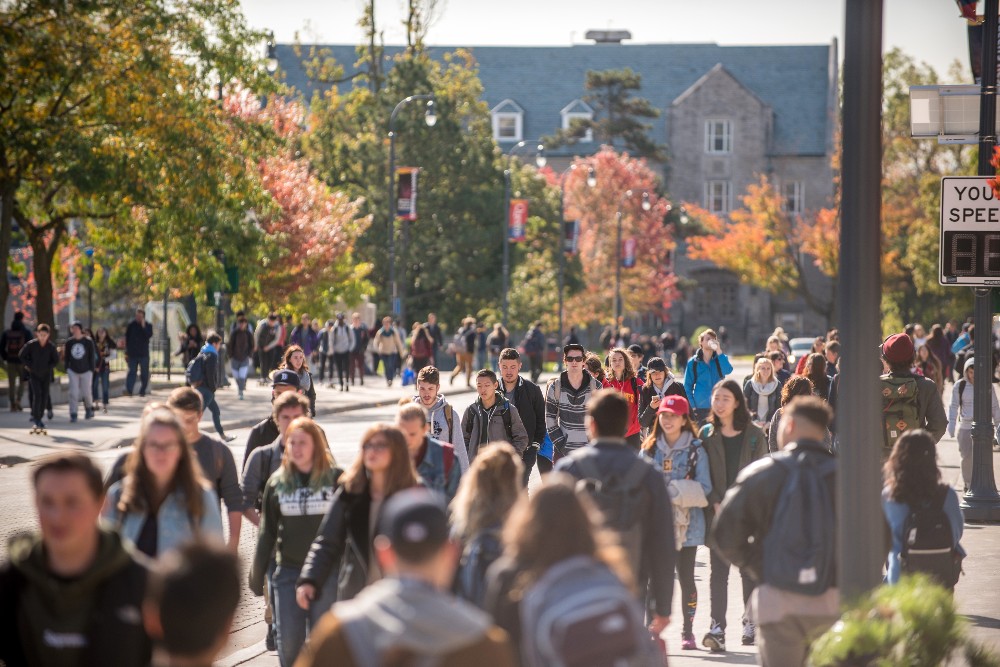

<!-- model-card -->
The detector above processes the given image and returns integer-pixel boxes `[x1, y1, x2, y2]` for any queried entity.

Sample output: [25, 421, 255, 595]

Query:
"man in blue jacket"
[396, 404, 462, 503]
[684, 328, 734, 423]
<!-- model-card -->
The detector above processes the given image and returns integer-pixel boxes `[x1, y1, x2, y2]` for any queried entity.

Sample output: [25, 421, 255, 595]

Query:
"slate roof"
[275, 42, 835, 157]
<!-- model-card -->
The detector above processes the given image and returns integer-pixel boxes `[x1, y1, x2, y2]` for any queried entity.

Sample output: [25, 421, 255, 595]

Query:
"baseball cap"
[271, 369, 301, 388]
[70, 320, 84, 330]
[657, 394, 690, 416]
[646, 357, 667, 373]
[627, 344, 643, 356]
[376, 488, 449, 563]
[880, 333, 914, 364]
[563, 343, 585, 356]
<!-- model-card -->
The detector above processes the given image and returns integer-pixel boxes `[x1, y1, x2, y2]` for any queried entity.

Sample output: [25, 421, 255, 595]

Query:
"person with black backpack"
[710, 397, 840, 667]
[0, 311, 29, 411]
[882, 429, 965, 592]
[552, 389, 675, 640]
[683, 329, 734, 423]
[462, 369, 529, 461]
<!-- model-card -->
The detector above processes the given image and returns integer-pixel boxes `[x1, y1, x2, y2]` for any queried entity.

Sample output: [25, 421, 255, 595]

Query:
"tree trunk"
[0, 184, 14, 323]
[29, 233, 56, 329]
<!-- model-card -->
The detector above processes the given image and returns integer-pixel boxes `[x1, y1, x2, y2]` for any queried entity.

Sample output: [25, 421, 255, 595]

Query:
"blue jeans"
[195, 384, 225, 437]
[272, 565, 337, 667]
[382, 353, 398, 384]
[126, 356, 150, 395]
[230, 359, 250, 393]
[92, 368, 110, 405]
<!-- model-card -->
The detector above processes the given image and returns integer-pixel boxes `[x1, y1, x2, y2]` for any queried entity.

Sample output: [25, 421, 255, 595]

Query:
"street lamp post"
[614, 190, 651, 324]
[387, 94, 436, 327]
[557, 164, 596, 371]
[503, 140, 546, 326]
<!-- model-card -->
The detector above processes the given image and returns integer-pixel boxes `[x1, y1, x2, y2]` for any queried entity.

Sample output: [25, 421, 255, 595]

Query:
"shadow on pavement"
[964, 614, 1000, 630]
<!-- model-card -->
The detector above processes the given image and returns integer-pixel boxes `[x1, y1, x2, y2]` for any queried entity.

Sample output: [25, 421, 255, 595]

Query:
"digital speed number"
[940, 177, 1000, 286]
[942, 231, 1000, 277]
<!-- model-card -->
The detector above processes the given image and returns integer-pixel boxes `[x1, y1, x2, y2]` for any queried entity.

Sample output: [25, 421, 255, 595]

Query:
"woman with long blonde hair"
[249, 417, 341, 667]
[102, 407, 222, 558]
[451, 443, 524, 607]
[295, 424, 419, 609]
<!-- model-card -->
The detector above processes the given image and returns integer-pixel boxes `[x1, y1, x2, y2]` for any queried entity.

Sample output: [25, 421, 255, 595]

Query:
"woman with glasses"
[295, 424, 419, 608]
[102, 407, 223, 558]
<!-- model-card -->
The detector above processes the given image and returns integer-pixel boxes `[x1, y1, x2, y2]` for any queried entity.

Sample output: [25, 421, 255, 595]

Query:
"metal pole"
[163, 287, 170, 381]
[502, 167, 511, 325]
[837, 0, 884, 600]
[558, 185, 566, 373]
[388, 127, 397, 320]
[615, 206, 622, 323]
[964, 0, 1000, 521]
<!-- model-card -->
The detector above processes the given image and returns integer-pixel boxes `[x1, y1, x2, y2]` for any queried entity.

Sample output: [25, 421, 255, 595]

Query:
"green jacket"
[250, 467, 341, 595]
[700, 422, 766, 506]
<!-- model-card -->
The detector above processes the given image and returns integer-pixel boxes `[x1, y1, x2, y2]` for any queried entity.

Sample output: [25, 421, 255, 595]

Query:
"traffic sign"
[940, 176, 1000, 285]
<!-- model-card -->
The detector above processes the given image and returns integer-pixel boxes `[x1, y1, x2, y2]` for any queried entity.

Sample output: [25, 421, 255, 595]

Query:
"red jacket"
[603, 376, 644, 437]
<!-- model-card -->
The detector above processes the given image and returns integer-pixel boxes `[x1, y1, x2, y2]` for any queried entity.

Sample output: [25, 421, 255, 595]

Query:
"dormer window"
[491, 99, 523, 142]
[561, 100, 594, 142]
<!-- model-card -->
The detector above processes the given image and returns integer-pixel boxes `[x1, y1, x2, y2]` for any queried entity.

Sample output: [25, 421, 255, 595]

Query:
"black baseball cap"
[271, 369, 300, 388]
[376, 488, 449, 563]
[646, 357, 667, 372]
[563, 343, 585, 356]
[627, 344, 643, 356]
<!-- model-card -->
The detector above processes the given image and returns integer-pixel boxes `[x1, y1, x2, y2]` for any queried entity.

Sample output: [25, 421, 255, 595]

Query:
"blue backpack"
[762, 450, 837, 595]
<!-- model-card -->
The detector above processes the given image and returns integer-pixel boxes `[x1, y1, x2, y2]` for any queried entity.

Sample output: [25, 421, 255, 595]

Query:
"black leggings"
[677, 546, 698, 634]
[709, 548, 755, 631]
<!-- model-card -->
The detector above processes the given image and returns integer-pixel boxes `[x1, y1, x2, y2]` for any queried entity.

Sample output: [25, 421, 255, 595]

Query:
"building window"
[704, 180, 731, 214]
[705, 119, 732, 154]
[695, 283, 738, 320]
[783, 181, 804, 215]
[561, 100, 594, 142]
[491, 99, 523, 142]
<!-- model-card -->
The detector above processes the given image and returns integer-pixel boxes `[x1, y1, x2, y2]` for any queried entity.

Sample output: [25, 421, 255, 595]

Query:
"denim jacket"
[643, 432, 713, 547]
[415, 437, 462, 504]
[103, 481, 223, 557]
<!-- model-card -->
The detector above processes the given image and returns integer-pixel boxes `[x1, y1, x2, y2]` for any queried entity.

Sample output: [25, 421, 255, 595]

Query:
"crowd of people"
[0, 307, 979, 667]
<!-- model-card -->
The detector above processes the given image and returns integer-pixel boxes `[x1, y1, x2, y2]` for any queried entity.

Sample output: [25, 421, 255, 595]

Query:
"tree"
[1, 0, 276, 327]
[543, 148, 677, 326]
[685, 175, 837, 324]
[543, 68, 664, 161]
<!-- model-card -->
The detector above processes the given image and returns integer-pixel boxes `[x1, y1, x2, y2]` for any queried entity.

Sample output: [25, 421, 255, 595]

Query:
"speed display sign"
[940, 176, 1000, 285]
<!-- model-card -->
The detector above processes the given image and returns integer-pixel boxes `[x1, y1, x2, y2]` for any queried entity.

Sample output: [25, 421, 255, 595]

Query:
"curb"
[216, 640, 267, 667]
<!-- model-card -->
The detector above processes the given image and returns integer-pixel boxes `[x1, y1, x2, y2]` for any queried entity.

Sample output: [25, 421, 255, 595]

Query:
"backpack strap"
[501, 400, 514, 441]
[444, 403, 454, 440]
[630, 377, 638, 397]
[959, 379, 966, 405]
[714, 355, 724, 378]
[441, 442, 455, 479]
[685, 441, 701, 481]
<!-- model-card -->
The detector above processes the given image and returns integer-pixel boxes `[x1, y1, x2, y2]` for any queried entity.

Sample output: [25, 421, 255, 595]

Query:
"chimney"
[585, 30, 632, 44]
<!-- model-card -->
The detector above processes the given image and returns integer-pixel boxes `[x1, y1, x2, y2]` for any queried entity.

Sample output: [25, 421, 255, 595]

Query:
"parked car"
[787, 336, 819, 366]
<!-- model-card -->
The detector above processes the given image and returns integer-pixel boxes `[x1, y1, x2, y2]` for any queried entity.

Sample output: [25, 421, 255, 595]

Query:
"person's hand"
[649, 615, 670, 634]
[650, 395, 661, 409]
[295, 584, 316, 610]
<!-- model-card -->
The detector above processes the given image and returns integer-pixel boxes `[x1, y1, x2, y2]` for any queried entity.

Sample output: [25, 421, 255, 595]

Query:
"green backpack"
[880, 373, 920, 458]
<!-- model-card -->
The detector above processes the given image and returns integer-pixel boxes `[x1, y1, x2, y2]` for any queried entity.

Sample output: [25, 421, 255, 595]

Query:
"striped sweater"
[545, 372, 604, 455]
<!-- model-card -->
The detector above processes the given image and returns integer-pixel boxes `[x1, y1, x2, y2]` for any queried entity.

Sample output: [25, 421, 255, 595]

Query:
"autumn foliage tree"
[545, 148, 677, 326]
[685, 175, 838, 324]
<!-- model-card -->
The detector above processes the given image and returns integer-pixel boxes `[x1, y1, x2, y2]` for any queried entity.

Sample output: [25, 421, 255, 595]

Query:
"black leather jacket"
[708, 439, 835, 583]
[298, 488, 372, 602]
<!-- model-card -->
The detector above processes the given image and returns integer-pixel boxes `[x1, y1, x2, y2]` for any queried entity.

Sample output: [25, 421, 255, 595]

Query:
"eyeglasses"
[362, 441, 390, 452]
[565, 356, 584, 362]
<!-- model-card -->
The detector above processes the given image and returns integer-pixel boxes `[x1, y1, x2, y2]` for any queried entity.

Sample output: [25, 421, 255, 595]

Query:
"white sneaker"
[742, 619, 756, 646]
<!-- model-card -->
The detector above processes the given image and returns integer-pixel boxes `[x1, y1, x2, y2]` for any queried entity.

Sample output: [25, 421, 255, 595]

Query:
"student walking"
[63, 321, 97, 422]
[19, 324, 59, 432]
[602, 347, 644, 449]
[92, 327, 117, 412]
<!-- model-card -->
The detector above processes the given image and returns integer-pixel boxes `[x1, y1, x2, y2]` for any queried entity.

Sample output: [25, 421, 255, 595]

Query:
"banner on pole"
[396, 167, 419, 221]
[509, 199, 528, 242]
[622, 238, 637, 268]
[563, 220, 579, 255]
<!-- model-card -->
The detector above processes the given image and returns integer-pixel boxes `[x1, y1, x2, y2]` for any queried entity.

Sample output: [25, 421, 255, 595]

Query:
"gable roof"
[672, 63, 771, 110]
[274, 42, 835, 157]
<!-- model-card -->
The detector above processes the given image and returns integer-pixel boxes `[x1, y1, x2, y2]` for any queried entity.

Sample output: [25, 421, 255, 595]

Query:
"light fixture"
[586, 167, 597, 188]
[680, 206, 689, 225]
[265, 32, 278, 74]
[641, 191, 652, 211]
[535, 144, 546, 168]
[424, 100, 437, 127]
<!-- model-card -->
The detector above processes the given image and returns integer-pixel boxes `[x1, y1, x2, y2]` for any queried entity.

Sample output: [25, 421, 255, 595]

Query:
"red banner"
[509, 199, 528, 242]
[396, 167, 418, 221]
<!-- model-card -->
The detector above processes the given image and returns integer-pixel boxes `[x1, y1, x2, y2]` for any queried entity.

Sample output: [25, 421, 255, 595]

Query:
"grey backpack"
[519, 555, 658, 667]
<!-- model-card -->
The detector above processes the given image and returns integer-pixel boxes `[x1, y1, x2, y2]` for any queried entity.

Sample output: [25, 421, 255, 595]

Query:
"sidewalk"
[0, 371, 481, 467]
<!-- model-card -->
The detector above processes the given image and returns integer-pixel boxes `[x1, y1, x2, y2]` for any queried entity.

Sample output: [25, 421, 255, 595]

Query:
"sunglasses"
[565, 356, 584, 362]
[362, 441, 390, 452]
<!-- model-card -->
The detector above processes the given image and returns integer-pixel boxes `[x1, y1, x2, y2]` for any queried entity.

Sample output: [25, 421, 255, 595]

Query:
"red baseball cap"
[657, 394, 690, 416]
[880, 333, 914, 364]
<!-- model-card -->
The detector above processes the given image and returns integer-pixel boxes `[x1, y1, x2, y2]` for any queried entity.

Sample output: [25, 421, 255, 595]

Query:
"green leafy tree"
[1, 0, 276, 327]
[543, 68, 664, 161]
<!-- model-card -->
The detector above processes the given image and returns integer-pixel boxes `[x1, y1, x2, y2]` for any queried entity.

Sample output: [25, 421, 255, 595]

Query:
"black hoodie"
[0, 529, 151, 667]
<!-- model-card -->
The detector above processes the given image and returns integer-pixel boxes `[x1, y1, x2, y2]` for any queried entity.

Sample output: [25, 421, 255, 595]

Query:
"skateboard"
[29, 425, 48, 435]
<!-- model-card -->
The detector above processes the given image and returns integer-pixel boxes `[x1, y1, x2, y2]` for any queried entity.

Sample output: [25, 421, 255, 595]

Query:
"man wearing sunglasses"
[543, 343, 603, 462]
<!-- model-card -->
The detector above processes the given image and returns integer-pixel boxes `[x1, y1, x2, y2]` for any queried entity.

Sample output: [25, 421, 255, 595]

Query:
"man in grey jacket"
[461, 369, 529, 461]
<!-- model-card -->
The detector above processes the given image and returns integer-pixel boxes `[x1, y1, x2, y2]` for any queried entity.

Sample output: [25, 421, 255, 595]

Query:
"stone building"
[277, 34, 839, 351]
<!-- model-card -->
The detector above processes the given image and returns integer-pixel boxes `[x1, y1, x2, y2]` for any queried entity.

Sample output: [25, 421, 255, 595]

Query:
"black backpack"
[5, 329, 25, 360]
[762, 450, 837, 595]
[574, 455, 650, 578]
[900, 485, 963, 588]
